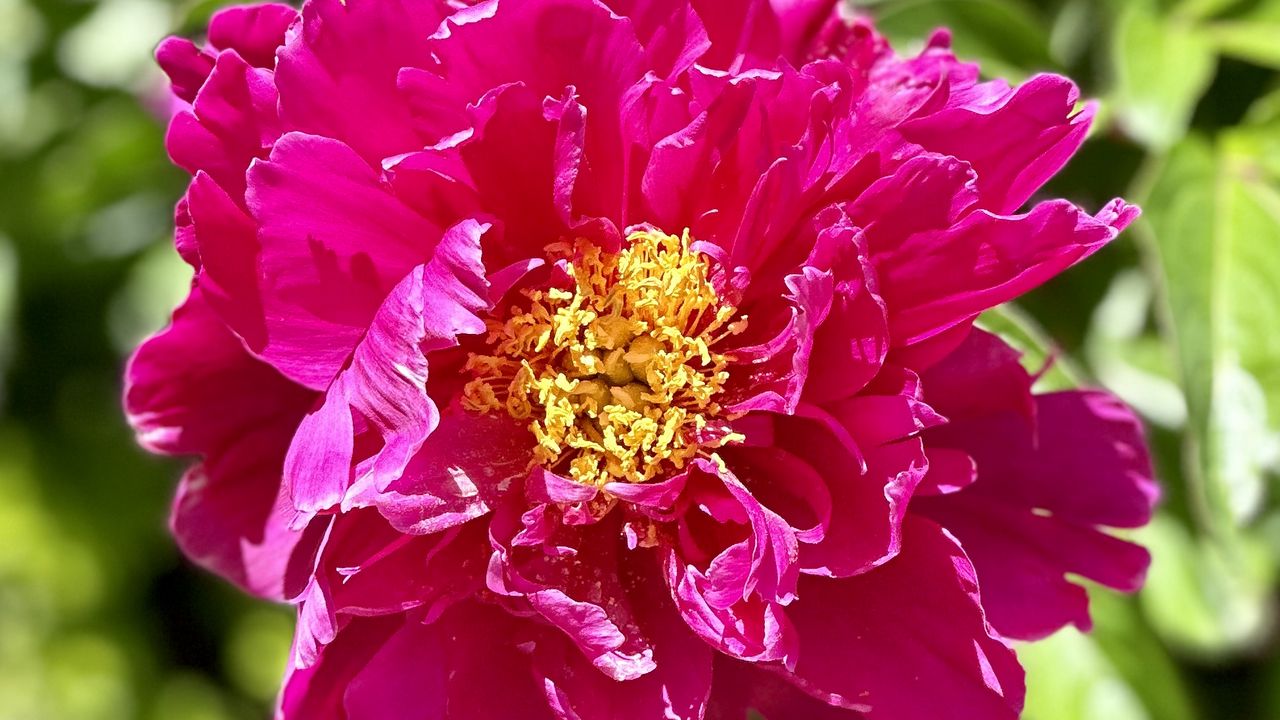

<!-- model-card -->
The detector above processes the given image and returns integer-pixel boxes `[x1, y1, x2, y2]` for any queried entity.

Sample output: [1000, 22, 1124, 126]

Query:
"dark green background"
[1, 0, 1277, 718]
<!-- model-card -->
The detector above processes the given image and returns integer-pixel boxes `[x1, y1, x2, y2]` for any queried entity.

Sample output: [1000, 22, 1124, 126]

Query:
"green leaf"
[1087, 590, 1199, 720]
[1023, 580, 1199, 720]
[1085, 269, 1187, 429]
[867, 0, 1055, 81]
[1207, 21, 1280, 69]
[1173, 0, 1249, 21]
[1022, 629, 1152, 720]
[1139, 135, 1280, 530]
[1240, 89, 1280, 183]
[0, 236, 15, 404]
[1110, 0, 1216, 150]
[1138, 516, 1275, 657]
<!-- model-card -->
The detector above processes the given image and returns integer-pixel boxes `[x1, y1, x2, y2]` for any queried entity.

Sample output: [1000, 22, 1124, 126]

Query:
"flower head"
[127, 1, 1158, 718]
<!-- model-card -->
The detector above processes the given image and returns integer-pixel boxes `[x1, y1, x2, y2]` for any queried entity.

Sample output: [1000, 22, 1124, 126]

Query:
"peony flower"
[126, 1, 1159, 717]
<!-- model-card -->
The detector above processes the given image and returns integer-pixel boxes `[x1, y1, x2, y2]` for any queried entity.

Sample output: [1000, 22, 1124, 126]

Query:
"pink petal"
[876, 198, 1137, 345]
[274, 0, 449, 163]
[693, 0, 782, 71]
[488, 507, 657, 682]
[784, 517, 1024, 719]
[124, 287, 310, 456]
[602, 0, 710, 80]
[155, 37, 215, 103]
[915, 329, 1156, 639]
[801, 210, 889, 402]
[707, 656, 863, 719]
[126, 289, 316, 598]
[184, 173, 267, 348]
[166, 50, 280, 202]
[918, 392, 1156, 639]
[281, 605, 555, 720]
[207, 3, 298, 69]
[771, 412, 921, 577]
[284, 220, 492, 519]
[371, 407, 531, 535]
[900, 74, 1095, 214]
[532, 555, 713, 720]
[245, 132, 448, 388]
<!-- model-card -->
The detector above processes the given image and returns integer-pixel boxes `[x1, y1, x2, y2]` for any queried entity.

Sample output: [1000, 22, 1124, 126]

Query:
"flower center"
[462, 229, 747, 487]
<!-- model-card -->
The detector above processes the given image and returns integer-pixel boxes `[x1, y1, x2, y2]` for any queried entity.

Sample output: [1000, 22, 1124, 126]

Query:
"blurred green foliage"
[0, 0, 1277, 718]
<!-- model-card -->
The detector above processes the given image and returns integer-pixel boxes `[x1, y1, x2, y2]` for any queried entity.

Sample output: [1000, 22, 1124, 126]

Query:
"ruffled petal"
[663, 460, 800, 665]
[917, 332, 1157, 639]
[368, 407, 532, 535]
[245, 132, 450, 387]
[281, 604, 555, 720]
[488, 505, 657, 682]
[770, 410, 922, 578]
[874, 197, 1138, 345]
[126, 289, 316, 598]
[207, 3, 298, 69]
[531, 553, 713, 720]
[707, 656, 863, 719]
[900, 74, 1095, 214]
[784, 516, 1024, 719]
[284, 219, 493, 517]
[166, 49, 281, 202]
[274, 0, 450, 162]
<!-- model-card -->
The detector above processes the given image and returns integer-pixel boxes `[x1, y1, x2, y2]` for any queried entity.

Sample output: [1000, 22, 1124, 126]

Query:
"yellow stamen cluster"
[462, 229, 747, 487]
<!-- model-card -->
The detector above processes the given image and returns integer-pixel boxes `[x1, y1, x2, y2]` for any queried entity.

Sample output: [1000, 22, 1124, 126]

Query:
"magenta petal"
[878, 198, 1136, 345]
[126, 289, 316, 598]
[724, 263, 831, 414]
[432, 0, 644, 127]
[916, 328, 1156, 639]
[155, 37, 215, 103]
[245, 132, 446, 388]
[274, 0, 448, 162]
[786, 517, 1024, 719]
[707, 656, 863, 719]
[125, 288, 308, 455]
[310, 511, 489, 624]
[667, 552, 798, 665]
[170, 437, 317, 601]
[603, 472, 688, 512]
[284, 218, 491, 518]
[771, 413, 920, 578]
[532, 556, 713, 720]
[372, 407, 531, 535]
[918, 327, 1034, 421]
[281, 605, 555, 720]
[693, 0, 783, 71]
[714, 462, 802, 605]
[430, 0, 646, 221]
[802, 214, 889, 403]
[185, 173, 268, 348]
[772, 0, 842, 62]
[901, 74, 1094, 214]
[447, 82, 574, 255]
[489, 512, 658, 681]
[207, 3, 298, 68]
[166, 50, 280, 202]
[723, 446, 832, 546]
[919, 391, 1156, 639]
[603, 0, 710, 80]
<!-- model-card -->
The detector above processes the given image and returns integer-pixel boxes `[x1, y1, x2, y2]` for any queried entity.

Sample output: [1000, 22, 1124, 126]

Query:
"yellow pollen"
[462, 229, 748, 487]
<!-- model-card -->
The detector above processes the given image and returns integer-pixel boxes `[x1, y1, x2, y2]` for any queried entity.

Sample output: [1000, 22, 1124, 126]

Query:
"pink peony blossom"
[126, 1, 1159, 717]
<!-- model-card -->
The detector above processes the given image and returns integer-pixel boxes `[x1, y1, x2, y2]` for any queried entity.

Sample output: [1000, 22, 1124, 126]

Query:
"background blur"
[1, 0, 1279, 718]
